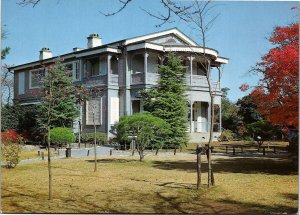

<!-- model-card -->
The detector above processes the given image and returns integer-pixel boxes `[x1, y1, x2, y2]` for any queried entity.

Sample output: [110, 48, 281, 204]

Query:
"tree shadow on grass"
[151, 157, 298, 175]
[281, 193, 298, 201]
[85, 158, 135, 163]
[218, 198, 298, 214]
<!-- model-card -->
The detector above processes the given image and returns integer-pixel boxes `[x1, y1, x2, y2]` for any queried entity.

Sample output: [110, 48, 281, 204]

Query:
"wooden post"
[132, 150, 134, 156]
[226, 145, 228, 153]
[233, 147, 235, 155]
[273, 146, 276, 154]
[241, 146, 243, 153]
[41, 152, 44, 160]
[196, 144, 201, 189]
[87, 150, 90, 156]
[38, 151, 40, 156]
[263, 147, 266, 156]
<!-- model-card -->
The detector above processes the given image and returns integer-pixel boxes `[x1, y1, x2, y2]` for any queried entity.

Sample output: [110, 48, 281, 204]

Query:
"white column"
[190, 101, 193, 133]
[219, 104, 222, 132]
[107, 54, 112, 85]
[189, 56, 194, 85]
[144, 52, 149, 84]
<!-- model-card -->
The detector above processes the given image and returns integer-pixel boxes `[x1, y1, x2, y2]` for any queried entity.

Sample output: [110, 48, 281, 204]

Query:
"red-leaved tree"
[251, 23, 299, 129]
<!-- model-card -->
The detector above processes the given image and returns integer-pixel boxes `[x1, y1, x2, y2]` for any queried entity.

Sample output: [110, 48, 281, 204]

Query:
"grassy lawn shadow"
[151, 156, 298, 175]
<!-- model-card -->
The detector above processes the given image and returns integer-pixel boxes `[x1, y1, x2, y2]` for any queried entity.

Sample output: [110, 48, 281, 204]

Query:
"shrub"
[1, 141, 22, 168]
[219, 130, 234, 141]
[1, 129, 23, 144]
[50, 127, 75, 146]
[81, 132, 107, 144]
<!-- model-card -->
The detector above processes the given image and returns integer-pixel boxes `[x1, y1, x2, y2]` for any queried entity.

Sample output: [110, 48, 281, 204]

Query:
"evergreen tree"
[38, 59, 79, 200]
[142, 53, 189, 151]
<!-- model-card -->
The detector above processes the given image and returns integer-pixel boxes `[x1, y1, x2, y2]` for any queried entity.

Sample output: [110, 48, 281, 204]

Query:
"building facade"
[11, 28, 228, 142]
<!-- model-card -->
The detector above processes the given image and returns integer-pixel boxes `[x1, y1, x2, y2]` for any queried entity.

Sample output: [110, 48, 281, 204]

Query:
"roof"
[10, 28, 227, 71]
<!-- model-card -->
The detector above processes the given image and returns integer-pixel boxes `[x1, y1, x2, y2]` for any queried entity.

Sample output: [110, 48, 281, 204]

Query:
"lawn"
[1, 153, 298, 213]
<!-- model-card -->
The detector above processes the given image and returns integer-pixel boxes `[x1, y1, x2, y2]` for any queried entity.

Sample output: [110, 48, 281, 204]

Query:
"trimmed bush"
[2, 141, 22, 168]
[81, 132, 107, 144]
[219, 129, 234, 141]
[50, 127, 75, 145]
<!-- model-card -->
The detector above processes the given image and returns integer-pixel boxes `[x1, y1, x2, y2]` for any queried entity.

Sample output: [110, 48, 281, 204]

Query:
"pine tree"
[39, 59, 79, 200]
[142, 53, 189, 152]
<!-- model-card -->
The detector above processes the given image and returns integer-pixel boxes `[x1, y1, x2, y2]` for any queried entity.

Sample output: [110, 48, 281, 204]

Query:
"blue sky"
[2, 0, 298, 102]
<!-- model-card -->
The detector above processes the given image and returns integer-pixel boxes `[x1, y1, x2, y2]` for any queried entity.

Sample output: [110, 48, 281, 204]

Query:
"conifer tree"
[39, 59, 79, 200]
[142, 53, 189, 152]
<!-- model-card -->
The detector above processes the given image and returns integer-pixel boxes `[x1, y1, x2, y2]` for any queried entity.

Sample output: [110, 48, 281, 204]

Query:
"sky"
[2, 0, 299, 102]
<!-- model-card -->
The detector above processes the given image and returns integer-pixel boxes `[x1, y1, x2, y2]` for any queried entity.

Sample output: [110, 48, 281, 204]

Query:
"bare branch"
[17, 0, 41, 7]
[100, 0, 133, 16]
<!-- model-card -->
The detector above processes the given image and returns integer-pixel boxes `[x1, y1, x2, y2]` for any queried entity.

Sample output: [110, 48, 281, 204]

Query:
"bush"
[1, 141, 22, 168]
[219, 130, 234, 141]
[81, 132, 107, 144]
[50, 127, 75, 146]
[1, 129, 23, 144]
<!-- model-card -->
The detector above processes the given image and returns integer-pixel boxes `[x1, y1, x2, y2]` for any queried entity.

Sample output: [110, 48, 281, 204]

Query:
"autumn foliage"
[251, 23, 299, 129]
[1, 129, 23, 144]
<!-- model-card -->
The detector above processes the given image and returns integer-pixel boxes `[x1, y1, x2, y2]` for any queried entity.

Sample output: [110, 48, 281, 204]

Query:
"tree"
[142, 53, 189, 153]
[236, 95, 261, 125]
[221, 88, 241, 133]
[38, 59, 80, 200]
[250, 23, 298, 129]
[116, 112, 169, 161]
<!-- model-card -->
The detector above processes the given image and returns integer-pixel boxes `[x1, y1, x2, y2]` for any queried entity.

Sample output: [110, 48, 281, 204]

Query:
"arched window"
[111, 56, 118, 74]
[132, 54, 144, 74]
[147, 54, 159, 73]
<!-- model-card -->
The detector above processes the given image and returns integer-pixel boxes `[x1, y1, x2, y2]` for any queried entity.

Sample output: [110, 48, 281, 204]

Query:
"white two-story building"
[11, 28, 228, 142]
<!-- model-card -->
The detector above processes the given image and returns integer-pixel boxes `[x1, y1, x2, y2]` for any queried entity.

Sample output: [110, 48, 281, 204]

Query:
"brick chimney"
[87, 33, 102, 48]
[39, 47, 52, 60]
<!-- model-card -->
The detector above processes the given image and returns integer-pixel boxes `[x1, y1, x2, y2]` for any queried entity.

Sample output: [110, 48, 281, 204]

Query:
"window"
[86, 58, 100, 77]
[18, 72, 25, 95]
[74, 61, 80, 81]
[99, 57, 107, 75]
[132, 54, 144, 74]
[29, 69, 45, 89]
[132, 100, 141, 114]
[196, 62, 207, 76]
[63, 61, 80, 81]
[86, 98, 102, 125]
[147, 54, 159, 73]
[111, 56, 118, 74]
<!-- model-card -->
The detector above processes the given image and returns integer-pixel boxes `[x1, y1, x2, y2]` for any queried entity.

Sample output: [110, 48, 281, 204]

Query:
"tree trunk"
[93, 113, 97, 172]
[47, 126, 52, 200]
[206, 60, 215, 188]
[155, 148, 159, 155]
[196, 144, 202, 189]
[78, 121, 81, 149]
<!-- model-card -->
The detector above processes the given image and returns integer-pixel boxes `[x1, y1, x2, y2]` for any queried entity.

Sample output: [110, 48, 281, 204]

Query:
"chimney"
[87, 33, 102, 48]
[73, 47, 84, 52]
[39, 47, 52, 60]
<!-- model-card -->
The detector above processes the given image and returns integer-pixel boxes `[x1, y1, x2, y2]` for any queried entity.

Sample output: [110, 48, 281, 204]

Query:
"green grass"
[2, 154, 298, 213]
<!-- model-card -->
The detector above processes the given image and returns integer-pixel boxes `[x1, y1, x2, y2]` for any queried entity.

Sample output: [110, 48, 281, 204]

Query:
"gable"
[123, 28, 198, 46]
[147, 34, 188, 46]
